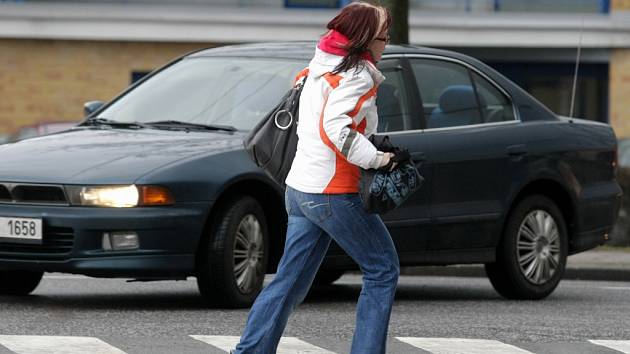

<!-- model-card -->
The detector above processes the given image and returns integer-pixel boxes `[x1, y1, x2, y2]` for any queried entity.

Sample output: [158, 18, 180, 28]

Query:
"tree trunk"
[381, 0, 409, 45]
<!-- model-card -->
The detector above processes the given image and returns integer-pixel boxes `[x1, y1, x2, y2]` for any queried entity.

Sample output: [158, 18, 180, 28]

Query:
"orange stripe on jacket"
[318, 94, 360, 194]
[356, 119, 367, 134]
[348, 85, 378, 118]
[293, 67, 310, 85]
[323, 72, 342, 89]
[317, 72, 377, 193]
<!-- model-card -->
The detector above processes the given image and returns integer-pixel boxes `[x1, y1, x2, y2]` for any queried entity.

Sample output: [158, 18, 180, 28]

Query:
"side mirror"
[84, 100, 104, 117]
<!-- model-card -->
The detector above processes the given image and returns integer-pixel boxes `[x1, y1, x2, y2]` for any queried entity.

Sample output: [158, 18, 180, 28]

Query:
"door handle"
[506, 144, 528, 157]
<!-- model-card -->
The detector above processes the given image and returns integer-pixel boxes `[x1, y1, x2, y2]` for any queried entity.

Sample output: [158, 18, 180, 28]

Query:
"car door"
[408, 56, 523, 252]
[374, 57, 433, 254]
[323, 56, 433, 260]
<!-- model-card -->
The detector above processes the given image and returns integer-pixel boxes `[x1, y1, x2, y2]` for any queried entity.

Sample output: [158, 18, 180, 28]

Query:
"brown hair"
[325, 1, 391, 74]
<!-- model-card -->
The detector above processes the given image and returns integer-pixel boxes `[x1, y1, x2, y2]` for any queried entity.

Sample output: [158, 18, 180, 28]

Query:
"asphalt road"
[0, 274, 629, 354]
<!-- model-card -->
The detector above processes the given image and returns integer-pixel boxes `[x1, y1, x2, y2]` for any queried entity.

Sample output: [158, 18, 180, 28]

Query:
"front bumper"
[0, 202, 209, 277]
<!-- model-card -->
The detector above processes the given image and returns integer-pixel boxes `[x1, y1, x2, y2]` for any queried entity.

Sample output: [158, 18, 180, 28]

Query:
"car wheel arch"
[502, 178, 576, 252]
[196, 177, 286, 274]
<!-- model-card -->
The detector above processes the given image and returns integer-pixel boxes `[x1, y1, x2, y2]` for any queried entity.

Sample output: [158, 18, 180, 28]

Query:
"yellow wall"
[610, 49, 630, 138]
[611, 1, 630, 138]
[0, 39, 215, 135]
[612, 0, 630, 11]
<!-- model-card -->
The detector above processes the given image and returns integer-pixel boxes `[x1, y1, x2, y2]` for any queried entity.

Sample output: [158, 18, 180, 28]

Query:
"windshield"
[96, 57, 307, 130]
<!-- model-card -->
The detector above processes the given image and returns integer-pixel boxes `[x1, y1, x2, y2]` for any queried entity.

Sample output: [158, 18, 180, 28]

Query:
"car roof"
[187, 41, 468, 62]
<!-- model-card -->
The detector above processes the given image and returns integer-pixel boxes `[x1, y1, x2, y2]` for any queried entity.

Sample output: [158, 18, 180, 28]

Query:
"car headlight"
[65, 185, 174, 207]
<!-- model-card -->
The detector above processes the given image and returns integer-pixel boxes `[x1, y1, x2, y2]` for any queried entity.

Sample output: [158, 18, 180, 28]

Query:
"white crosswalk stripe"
[0, 335, 127, 354]
[590, 340, 630, 353]
[396, 337, 535, 354]
[1, 335, 628, 354]
[190, 335, 337, 354]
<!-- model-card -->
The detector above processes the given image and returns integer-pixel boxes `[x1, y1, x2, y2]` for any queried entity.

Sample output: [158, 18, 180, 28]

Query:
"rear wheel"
[485, 195, 568, 300]
[196, 196, 269, 308]
[0, 270, 43, 295]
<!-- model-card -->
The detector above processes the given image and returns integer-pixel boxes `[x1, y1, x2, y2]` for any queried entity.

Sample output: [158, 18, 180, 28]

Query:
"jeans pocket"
[298, 194, 332, 223]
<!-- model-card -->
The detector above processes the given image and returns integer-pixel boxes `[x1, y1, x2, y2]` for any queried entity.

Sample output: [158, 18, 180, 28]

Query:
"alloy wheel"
[516, 209, 561, 285]
[233, 214, 264, 294]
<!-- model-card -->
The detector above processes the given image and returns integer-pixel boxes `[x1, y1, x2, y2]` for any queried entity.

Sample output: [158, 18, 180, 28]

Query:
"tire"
[485, 194, 568, 300]
[0, 270, 43, 295]
[196, 195, 269, 308]
[312, 269, 345, 286]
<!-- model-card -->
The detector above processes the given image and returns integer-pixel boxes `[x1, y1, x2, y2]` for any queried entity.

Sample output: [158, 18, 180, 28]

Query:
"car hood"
[0, 127, 245, 184]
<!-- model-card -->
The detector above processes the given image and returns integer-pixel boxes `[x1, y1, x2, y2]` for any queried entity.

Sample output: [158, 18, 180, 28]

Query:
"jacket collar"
[310, 30, 385, 86]
[317, 29, 375, 64]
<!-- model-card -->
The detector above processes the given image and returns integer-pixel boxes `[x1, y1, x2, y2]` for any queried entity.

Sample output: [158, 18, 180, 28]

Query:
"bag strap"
[293, 67, 309, 86]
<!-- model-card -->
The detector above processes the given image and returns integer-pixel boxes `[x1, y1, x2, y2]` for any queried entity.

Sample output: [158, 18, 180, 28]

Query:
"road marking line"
[590, 340, 630, 353]
[190, 335, 337, 353]
[0, 335, 127, 354]
[395, 337, 535, 354]
[599, 287, 630, 290]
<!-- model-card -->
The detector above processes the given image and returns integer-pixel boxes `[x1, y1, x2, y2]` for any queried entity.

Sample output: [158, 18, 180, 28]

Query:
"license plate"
[0, 216, 43, 244]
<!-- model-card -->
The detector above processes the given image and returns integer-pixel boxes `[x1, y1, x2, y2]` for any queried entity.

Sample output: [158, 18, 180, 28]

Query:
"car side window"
[410, 59, 482, 129]
[376, 60, 414, 132]
[471, 71, 516, 123]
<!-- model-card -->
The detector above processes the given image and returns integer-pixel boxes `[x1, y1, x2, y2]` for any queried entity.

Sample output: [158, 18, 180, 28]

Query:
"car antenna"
[569, 16, 585, 121]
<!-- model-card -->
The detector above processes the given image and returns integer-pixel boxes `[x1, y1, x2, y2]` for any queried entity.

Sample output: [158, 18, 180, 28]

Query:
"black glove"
[377, 148, 409, 172]
[391, 149, 410, 164]
[369, 135, 396, 153]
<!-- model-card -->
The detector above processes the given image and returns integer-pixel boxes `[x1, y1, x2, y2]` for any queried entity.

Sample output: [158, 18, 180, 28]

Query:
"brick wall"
[0, 39, 215, 135]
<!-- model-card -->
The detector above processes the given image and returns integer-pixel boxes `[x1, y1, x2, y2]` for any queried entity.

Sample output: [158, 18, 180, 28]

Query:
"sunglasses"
[375, 33, 390, 44]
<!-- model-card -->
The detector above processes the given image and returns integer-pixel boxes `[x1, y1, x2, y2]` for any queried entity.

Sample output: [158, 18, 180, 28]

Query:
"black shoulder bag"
[243, 75, 307, 188]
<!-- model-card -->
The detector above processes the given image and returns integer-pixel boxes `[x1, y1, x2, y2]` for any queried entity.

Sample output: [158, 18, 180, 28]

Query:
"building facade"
[0, 0, 628, 137]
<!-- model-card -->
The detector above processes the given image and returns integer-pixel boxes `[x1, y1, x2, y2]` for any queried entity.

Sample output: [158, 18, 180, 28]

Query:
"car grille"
[0, 226, 74, 260]
[0, 182, 68, 205]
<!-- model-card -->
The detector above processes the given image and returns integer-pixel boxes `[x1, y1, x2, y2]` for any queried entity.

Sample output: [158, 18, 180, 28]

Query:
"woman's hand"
[379, 152, 398, 171]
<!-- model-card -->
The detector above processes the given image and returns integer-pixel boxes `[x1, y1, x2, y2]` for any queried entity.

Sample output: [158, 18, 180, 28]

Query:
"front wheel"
[485, 195, 568, 300]
[196, 196, 269, 308]
[0, 270, 43, 295]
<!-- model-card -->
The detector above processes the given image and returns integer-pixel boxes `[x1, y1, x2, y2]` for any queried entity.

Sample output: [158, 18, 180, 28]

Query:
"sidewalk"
[400, 247, 630, 281]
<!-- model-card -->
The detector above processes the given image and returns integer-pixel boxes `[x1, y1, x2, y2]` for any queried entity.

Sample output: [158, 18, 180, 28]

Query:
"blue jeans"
[233, 186, 400, 354]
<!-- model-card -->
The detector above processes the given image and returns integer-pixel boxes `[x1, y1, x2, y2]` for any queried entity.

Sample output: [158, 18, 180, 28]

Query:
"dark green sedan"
[0, 42, 622, 307]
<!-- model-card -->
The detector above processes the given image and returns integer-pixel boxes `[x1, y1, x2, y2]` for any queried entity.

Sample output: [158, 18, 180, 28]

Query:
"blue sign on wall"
[284, 0, 340, 8]
[492, 0, 610, 14]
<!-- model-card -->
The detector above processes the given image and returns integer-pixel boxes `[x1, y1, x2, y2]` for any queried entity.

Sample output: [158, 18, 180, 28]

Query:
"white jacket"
[285, 46, 386, 194]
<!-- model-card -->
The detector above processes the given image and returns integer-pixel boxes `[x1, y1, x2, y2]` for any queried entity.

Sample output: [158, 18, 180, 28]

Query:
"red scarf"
[317, 29, 375, 64]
